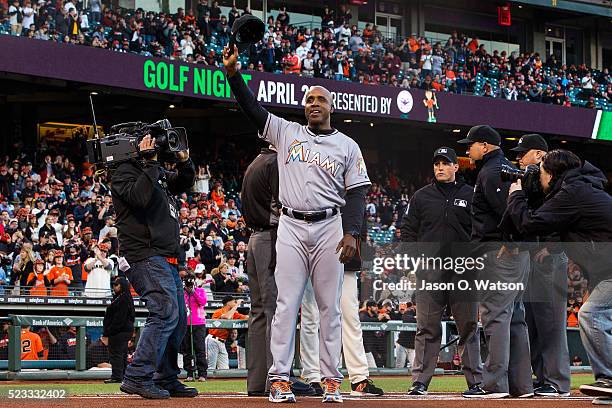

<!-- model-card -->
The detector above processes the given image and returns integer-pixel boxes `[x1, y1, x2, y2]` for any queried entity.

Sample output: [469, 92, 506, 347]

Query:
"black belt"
[282, 207, 338, 222]
[250, 225, 277, 232]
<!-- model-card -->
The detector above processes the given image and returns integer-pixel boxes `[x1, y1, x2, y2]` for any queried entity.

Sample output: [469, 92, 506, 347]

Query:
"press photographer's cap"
[433, 147, 457, 164]
[510, 133, 549, 152]
[457, 125, 501, 146]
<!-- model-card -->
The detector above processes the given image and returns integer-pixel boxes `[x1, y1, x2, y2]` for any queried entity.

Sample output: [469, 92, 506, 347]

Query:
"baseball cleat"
[407, 382, 428, 395]
[322, 378, 343, 403]
[534, 384, 570, 397]
[462, 385, 509, 399]
[593, 397, 612, 405]
[351, 379, 384, 396]
[269, 380, 296, 403]
[581, 381, 612, 397]
[310, 382, 324, 396]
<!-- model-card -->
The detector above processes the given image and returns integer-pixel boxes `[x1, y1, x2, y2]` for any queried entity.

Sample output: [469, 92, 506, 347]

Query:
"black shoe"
[120, 381, 170, 399]
[351, 379, 384, 396]
[104, 378, 122, 384]
[247, 390, 267, 397]
[289, 378, 316, 396]
[462, 385, 509, 399]
[310, 382, 324, 396]
[581, 380, 612, 397]
[160, 381, 199, 398]
[535, 384, 570, 397]
[408, 382, 427, 395]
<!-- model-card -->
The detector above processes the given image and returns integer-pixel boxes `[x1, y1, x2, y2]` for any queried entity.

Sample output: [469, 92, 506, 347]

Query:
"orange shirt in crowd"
[208, 308, 248, 341]
[468, 39, 479, 53]
[47, 266, 73, 297]
[26, 273, 48, 296]
[567, 306, 580, 327]
[21, 329, 44, 360]
[211, 190, 225, 206]
[408, 37, 419, 53]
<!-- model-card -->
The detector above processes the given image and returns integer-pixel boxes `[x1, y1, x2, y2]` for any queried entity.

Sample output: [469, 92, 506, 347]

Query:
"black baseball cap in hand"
[433, 147, 458, 164]
[457, 125, 501, 146]
[510, 133, 549, 152]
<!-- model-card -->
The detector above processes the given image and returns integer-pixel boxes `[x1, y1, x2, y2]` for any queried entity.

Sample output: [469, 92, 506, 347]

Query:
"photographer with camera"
[182, 271, 208, 382]
[506, 149, 612, 403]
[111, 134, 196, 399]
[509, 134, 571, 397]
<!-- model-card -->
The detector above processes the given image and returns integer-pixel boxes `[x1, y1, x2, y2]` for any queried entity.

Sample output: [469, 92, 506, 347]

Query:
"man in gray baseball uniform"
[223, 44, 370, 404]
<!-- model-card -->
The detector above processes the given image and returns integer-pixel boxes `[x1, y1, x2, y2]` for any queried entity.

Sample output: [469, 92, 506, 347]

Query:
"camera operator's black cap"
[510, 133, 549, 152]
[433, 147, 457, 164]
[222, 295, 235, 305]
[457, 125, 501, 146]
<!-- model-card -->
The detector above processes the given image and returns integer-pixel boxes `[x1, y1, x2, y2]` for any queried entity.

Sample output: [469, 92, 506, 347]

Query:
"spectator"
[212, 263, 239, 294]
[11, 242, 36, 294]
[200, 235, 221, 272]
[83, 242, 113, 298]
[26, 258, 50, 296]
[47, 250, 72, 296]
[102, 276, 135, 383]
[8, 0, 23, 37]
[89, 0, 101, 24]
[359, 300, 386, 368]
[206, 295, 247, 370]
[225, 328, 246, 369]
[182, 271, 208, 382]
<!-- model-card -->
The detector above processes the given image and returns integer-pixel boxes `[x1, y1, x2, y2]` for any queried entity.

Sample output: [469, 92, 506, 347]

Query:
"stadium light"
[370, 123, 374, 127]
[505, 137, 518, 141]
[561, 140, 568, 144]
[90, 92, 98, 96]
[452, 129, 461, 133]
[344, 119, 352, 123]
[169, 104, 175, 109]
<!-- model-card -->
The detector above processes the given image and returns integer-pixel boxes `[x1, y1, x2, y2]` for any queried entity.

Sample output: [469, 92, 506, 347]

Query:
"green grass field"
[0, 374, 595, 396]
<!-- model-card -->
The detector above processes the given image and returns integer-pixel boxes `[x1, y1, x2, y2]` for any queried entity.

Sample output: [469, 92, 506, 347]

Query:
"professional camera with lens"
[500, 164, 543, 199]
[183, 273, 196, 290]
[86, 119, 189, 167]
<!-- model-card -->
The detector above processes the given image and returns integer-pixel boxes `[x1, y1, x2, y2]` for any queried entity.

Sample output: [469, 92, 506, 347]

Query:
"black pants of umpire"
[412, 274, 483, 389]
[181, 324, 208, 379]
[479, 250, 532, 396]
[525, 252, 570, 393]
[246, 228, 278, 393]
[109, 331, 132, 381]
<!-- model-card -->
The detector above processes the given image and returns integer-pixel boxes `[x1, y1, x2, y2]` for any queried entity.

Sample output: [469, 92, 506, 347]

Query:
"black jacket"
[241, 148, 280, 230]
[471, 149, 514, 242]
[200, 244, 221, 272]
[401, 180, 473, 243]
[111, 159, 195, 263]
[507, 161, 612, 289]
[103, 277, 135, 337]
[397, 309, 416, 349]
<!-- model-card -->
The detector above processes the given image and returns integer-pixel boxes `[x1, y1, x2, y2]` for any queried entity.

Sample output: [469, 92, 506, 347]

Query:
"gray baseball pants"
[268, 214, 344, 382]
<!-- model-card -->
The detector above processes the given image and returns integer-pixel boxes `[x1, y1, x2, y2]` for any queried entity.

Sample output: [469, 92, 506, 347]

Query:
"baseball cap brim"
[433, 154, 456, 163]
[456, 137, 473, 144]
[510, 146, 530, 152]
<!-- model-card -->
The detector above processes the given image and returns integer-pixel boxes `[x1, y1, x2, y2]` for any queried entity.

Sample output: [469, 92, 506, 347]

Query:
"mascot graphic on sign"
[423, 90, 439, 123]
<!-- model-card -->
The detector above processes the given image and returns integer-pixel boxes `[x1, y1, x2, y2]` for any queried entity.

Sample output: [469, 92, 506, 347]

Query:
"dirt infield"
[0, 394, 597, 407]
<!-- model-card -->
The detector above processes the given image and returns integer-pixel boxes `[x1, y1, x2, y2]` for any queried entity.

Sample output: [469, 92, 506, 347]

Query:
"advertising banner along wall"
[0, 35, 602, 139]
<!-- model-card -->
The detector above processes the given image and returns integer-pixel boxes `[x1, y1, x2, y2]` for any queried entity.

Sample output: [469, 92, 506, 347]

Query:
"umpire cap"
[433, 147, 458, 164]
[457, 125, 501, 146]
[510, 134, 549, 152]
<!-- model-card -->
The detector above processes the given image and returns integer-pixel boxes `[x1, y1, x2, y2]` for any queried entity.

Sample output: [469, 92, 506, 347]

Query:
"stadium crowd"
[1, 1, 610, 109]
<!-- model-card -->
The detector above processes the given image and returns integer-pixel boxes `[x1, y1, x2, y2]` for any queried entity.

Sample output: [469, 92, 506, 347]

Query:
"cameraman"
[510, 134, 570, 397]
[111, 135, 196, 399]
[506, 149, 612, 402]
[182, 271, 208, 382]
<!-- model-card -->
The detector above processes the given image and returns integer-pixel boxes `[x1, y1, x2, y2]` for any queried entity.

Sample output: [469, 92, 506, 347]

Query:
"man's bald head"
[306, 86, 333, 105]
[304, 86, 334, 130]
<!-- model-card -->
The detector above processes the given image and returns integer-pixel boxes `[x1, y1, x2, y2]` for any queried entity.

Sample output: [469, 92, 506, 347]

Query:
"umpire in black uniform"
[402, 147, 482, 395]
[510, 134, 570, 397]
[458, 125, 532, 399]
[242, 145, 280, 396]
